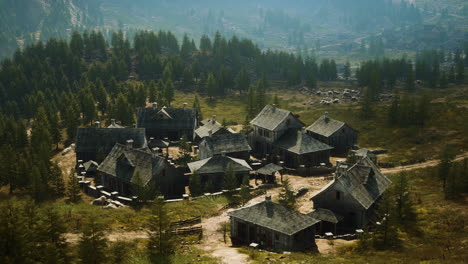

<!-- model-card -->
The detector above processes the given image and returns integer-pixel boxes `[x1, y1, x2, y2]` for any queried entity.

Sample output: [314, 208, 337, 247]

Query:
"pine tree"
[278, 176, 296, 209]
[31, 166, 48, 202]
[67, 169, 81, 203]
[344, 61, 351, 80]
[246, 85, 256, 118]
[113, 93, 134, 126]
[439, 145, 455, 193]
[131, 169, 153, 204]
[189, 171, 202, 197]
[78, 215, 108, 264]
[394, 172, 416, 226]
[236, 68, 250, 95]
[40, 207, 69, 264]
[239, 175, 251, 206]
[148, 80, 158, 103]
[306, 72, 317, 89]
[192, 95, 203, 121]
[50, 161, 65, 198]
[456, 60, 465, 84]
[147, 198, 175, 261]
[255, 78, 266, 113]
[439, 71, 448, 89]
[223, 162, 238, 191]
[206, 72, 217, 100]
[404, 65, 415, 92]
[388, 92, 400, 126]
[48, 110, 62, 150]
[164, 79, 175, 106]
[372, 193, 401, 249]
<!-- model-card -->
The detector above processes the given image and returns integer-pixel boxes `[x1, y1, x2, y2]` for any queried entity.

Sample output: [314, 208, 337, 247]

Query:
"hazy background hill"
[0, 0, 466, 59]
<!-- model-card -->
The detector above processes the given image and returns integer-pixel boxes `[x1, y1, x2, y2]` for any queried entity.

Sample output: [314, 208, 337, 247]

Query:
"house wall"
[199, 140, 213, 159]
[309, 125, 358, 155]
[230, 217, 316, 252]
[312, 182, 367, 230]
[200, 171, 248, 192]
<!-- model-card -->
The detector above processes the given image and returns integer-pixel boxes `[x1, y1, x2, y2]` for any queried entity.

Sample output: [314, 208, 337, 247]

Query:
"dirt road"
[381, 152, 468, 174]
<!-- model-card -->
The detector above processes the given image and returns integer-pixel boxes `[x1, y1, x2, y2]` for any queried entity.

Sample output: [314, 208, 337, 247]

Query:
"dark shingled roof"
[83, 160, 99, 172]
[195, 119, 234, 139]
[353, 148, 376, 160]
[187, 156, 252, 174]
[334, 157, 392, 209]
[202, 133, 251, 155]
[228, 200, 320, 236]
[107, 120, 125, 128]
[76, 128, 147, 154]
[308, 208, 343, 224]
[274, 129, 333, 155]
[257, 163, 283, 175]
[307, 114, 354, 137]
[250, 105, 302, 131]
[97, 144, 166, 186]
[137, 107, 197, 130]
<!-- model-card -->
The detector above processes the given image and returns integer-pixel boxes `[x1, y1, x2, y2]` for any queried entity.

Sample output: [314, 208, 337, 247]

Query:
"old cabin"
[306, 112, 358, 155]
[228, 195, 320, 252]
[97, 141, 185, 199]
[137, 103, 198, 141]
[75, 122, 147, 163]
[199, 133, 251, 160]
[249, 105, 333, 168]
[194, 115, 234, 142]
[311, 156, 391, 232]
[187, 155, 252, 192]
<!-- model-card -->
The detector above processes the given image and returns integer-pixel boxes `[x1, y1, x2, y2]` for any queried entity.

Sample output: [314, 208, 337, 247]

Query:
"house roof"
[274, 129, 333, 155]
[97, 144, 167, 186]
[334, 157, 392, 209]
[137, 107, 197, 130]
[307, 114, 354, 137]
[83, 160, 99, 172]
[257, 163, 283, 175]
[228, 200, 320, 236]
[107, 120, 125, 128]
[75, 128, 147, 154]
[187, 155, 252, 174]
[195, 119, 234, 139]
[202, 133, 251, 155]
[148, 138, 170, 149]
[354, 148, 376, 159]
[308, 208, 343, 224]
[250, 105, 301, 131]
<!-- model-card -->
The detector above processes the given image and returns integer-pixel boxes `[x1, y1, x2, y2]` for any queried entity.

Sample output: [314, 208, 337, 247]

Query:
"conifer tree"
[192, 95, 203, 121]
[31, 166, 48, 202]
[394, 172, 416, 225]
[113, 93, 134, 126]
[239, 175, 251, 206]
[164, 79, 175, 106]
[456, 60, 465, 84]
[223, 162, 238, 191]
[147, 197, 174, 261]
[372, 192, 401, 249]
[67, 169, 81, 203]
[50, 161, 65, 198]
[189, 170, 202, 197]
[148, 80, 158, 103]
[236, 68, 250, 95]
[255, 79, 266, 113]
[40, 207, 69, 264]
[278, 176, 296, 209]
[246, 85, 256, 118]
[206, 72, 217, 100]
[404, 65, 415, 92]
[344, 61, 351, 80]
[78, 215, 108, 264]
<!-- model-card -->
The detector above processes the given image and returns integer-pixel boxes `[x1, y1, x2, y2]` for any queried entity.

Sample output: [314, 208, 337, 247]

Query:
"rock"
[103, 203, 117, 209]
[92, 196, 108, 206]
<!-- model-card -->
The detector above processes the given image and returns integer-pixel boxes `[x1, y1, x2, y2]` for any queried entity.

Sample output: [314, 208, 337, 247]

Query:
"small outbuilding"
[256, 163, 283, 184]
[195, 115, 234, 142]
[199, 133, 251, 160]
[228, 195, 320, 252]
[308, 208, 344, 235]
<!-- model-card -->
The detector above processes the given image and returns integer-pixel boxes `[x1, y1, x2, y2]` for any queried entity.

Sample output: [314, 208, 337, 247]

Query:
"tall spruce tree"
[147, 197, 175, 261]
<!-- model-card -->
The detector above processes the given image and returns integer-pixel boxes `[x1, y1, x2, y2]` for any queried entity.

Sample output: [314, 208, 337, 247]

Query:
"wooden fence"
[171, 226, 203, 236]
[170, 216, 201, 228]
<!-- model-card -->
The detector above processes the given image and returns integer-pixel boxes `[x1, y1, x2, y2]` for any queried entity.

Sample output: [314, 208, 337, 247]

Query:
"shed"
[195, 116, 234, 141]
[308, 208, 344, 235]
[256, 163, 283, 184]
[199, 133, 251, 160]
[228, 196, 320, 252]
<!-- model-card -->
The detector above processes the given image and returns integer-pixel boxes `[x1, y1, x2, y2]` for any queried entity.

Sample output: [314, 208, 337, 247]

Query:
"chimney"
[152, 102, 158, 109]
[208, 129, 213, 137]
[126, 139, 134, 150]
[272, 104, 276, 112]
[183, 102, 188, 108]
[324, 112, 329, 122]
[212, 115, 216, 124]
[111, 119, 116, 126]
[265, 194, 272, 201]
[94, 121, 101, 128]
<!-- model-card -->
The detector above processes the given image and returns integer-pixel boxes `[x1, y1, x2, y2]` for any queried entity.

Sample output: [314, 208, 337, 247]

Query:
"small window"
[336, 191, 342, 200]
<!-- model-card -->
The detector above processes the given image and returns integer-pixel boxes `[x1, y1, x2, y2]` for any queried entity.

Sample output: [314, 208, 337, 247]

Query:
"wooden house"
[311, 157, 391, 231]
[194, 115, 234, 142]
[249, 105, 333, 168]
[306, 112, 358, 155]
[228, 195, 320, 252]
[199, 133, 251, 160]
[137, 103, 198, 141]
[187, 155, 252, 192]
[97, 141, 185, 199]
[75, 124, 147, 163]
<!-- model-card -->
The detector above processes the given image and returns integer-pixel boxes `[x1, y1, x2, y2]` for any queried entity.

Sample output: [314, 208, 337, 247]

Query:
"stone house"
[228, 195, 320, 252]
[97, 141, 185, 199]
[306, 112, 358, 155]
[311, 156, 391, 231]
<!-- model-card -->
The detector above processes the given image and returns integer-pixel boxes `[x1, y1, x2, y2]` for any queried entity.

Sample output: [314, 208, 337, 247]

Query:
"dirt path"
[196, 210, 250, 264]
[381, 152, 468, 174]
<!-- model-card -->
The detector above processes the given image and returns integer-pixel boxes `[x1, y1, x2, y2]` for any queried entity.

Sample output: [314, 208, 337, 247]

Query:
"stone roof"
[274, 129, 333, 155]
[250, 105, 302, 131]
[97, 144, 166, 186]
[307, 114, 355, 137]
[228, 199, 320, 236]
[308, 208, 343, 224]
[257, 163, 283, 175]
[334, 157, 392, 209]
[187, 156, 252, 175]
[202, 133, 251, 155]
[195, 119, 234, 139]
[137, 106, 197, 130]
[76, 128, 147, 154]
